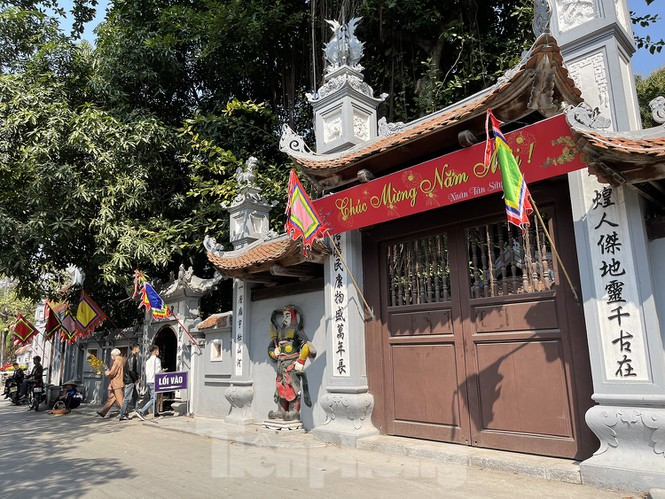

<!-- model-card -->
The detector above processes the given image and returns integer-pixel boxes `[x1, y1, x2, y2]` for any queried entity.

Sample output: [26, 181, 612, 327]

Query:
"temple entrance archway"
[154, 326, 177, 373]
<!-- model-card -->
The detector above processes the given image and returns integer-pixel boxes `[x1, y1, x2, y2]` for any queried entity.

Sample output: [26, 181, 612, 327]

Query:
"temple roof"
[206, 234, 329, 284]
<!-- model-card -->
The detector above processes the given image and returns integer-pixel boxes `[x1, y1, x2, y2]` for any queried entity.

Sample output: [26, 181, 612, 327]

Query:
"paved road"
[0, 399, 627, 498]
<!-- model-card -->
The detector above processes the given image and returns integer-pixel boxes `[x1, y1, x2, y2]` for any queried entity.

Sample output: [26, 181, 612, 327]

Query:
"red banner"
[313, 114, 587, 234]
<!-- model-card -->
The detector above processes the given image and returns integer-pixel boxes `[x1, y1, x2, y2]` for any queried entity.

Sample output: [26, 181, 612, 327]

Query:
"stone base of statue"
[262, 418, 305, 432]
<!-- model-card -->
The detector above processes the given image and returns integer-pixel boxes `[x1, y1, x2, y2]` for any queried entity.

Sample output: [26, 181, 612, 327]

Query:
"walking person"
[132, 344, 161, 421]
[118, 343, 140, 421]
[97, 348, 124, 418]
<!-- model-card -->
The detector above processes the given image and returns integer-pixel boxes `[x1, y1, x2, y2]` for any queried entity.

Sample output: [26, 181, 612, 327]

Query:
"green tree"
[636, 66, 665, 128]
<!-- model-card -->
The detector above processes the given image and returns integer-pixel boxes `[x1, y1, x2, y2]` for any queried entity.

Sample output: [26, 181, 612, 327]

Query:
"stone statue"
[323, 17, 364, 74]
[267, 305, 316, 421]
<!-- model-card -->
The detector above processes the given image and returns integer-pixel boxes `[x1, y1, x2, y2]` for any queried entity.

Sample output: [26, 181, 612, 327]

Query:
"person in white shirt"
[132, 344, 161, 420]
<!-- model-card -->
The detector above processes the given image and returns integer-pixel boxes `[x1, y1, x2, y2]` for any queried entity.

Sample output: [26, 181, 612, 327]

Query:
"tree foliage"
[636, 66, 665, 128]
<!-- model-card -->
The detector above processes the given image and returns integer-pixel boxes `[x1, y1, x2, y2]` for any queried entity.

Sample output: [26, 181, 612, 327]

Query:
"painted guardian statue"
[267, 305, 316, 421]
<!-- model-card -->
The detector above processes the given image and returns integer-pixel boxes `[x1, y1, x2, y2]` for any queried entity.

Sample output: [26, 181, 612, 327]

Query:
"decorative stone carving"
[567, 53, 610, 120]
[279, 124, 314, 156]
[582, 405, 665, 490]
[353, 113, 369, 141]
[162, 264, 222, 298]
[323, 17, 364, 75]
[236, 156, 257, 186]
[586, 405, 618, 455]
[203, 234, 223, 253]
[556, 0, 597, 32]
[323, 115, 343, 144]
[566, 102, 612, 130]
[378, 117, 406, 138]
[642, 409, 665, 458]
[309, 71, 382, 102]
[224, 384, 255, 425]
[318, 392, 377, 432]
[533, 0, 552, 36]
[614, 0, 630, 33]
[650, 96, 665, 125]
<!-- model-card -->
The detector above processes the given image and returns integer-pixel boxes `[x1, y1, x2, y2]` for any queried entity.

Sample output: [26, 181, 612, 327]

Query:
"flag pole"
[528, 195, 580, 304]
[168, 309, 203, 353]
[325, 231, 375, 321]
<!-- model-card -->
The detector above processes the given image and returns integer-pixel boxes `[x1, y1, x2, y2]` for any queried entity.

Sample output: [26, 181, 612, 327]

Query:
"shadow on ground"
[0, 399, 136, 497]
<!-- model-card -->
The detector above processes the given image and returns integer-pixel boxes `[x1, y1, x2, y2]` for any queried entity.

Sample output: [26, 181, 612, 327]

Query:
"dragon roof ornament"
[323, 17, 364, 76]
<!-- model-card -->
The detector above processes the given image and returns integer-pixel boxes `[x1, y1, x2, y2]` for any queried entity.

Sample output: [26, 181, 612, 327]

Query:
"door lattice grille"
[466, 216, 555, 298]
[386, 233, 450, 307]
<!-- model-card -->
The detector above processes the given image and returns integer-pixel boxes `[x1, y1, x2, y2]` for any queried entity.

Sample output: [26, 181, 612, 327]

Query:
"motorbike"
[29, 381, 45, 411]
[8, 379, 42, 409]
[5, 378, 21, 405]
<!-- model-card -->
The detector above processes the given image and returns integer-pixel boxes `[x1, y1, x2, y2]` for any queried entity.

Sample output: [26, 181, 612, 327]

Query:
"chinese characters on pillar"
[589, 184, 648, 381]
[330, 233, 350, 377]
[235, 280, 245, 376]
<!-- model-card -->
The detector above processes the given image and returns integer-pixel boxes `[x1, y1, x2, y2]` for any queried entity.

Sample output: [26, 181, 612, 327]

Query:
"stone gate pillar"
[543, 0, 665, 490]
[312, 231, 379, 445]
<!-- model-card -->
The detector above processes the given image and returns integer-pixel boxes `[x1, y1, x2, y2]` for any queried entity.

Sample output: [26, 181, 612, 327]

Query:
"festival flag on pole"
[44, 304, 63, 341]
[142, 283, 169, 320]
[12, 314, 39, 345]
[75, 290, 107, 336]
[134, 270, 169, 320]
[60, 309, 78, 344]
[484, 109, 533, 231]
[285, 169, 328, 254]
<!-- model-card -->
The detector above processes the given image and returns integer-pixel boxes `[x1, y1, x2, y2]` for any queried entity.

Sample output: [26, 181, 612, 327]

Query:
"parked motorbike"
[5, 378, 21, 405]
[29, 381, 44, 411]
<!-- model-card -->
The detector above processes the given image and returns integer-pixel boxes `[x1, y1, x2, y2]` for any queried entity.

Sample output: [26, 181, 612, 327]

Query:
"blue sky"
[63, 0, 664, 77]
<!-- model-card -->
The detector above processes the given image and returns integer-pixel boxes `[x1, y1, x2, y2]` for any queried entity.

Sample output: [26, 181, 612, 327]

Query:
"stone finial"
[236, 156, 257, 186]
[650, 96, 665, 125]
[533, 0, 552, 37]
[324, 17, 364, 76]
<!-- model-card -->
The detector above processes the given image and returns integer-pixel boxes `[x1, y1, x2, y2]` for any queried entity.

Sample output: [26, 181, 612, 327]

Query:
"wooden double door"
[363, 179, 596, 459]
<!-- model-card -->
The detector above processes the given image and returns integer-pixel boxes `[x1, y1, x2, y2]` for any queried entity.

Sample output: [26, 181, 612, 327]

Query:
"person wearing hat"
[56, 380, 82, 410]
[97, 349, 124, 418]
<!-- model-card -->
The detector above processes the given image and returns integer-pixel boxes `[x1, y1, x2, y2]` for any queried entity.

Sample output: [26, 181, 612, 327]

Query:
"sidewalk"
[76, 403, 649, 496]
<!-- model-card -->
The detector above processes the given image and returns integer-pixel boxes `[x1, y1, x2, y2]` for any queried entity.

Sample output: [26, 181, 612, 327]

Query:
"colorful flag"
[142, 282, 170, 320]
[44, 304, 63, 341]
[135, 270, 170, 320]
[484, 109, 533, 231]
[285, 169, 328, 254]
[60, 309, 78, 344]
[75, 290, 107, 336]
[12, 314, 39, 345]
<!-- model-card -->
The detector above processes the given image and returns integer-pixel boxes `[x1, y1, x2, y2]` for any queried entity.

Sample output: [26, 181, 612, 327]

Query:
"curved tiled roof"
[567, 112, 665, 187]
[206, 234, 329, 279]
